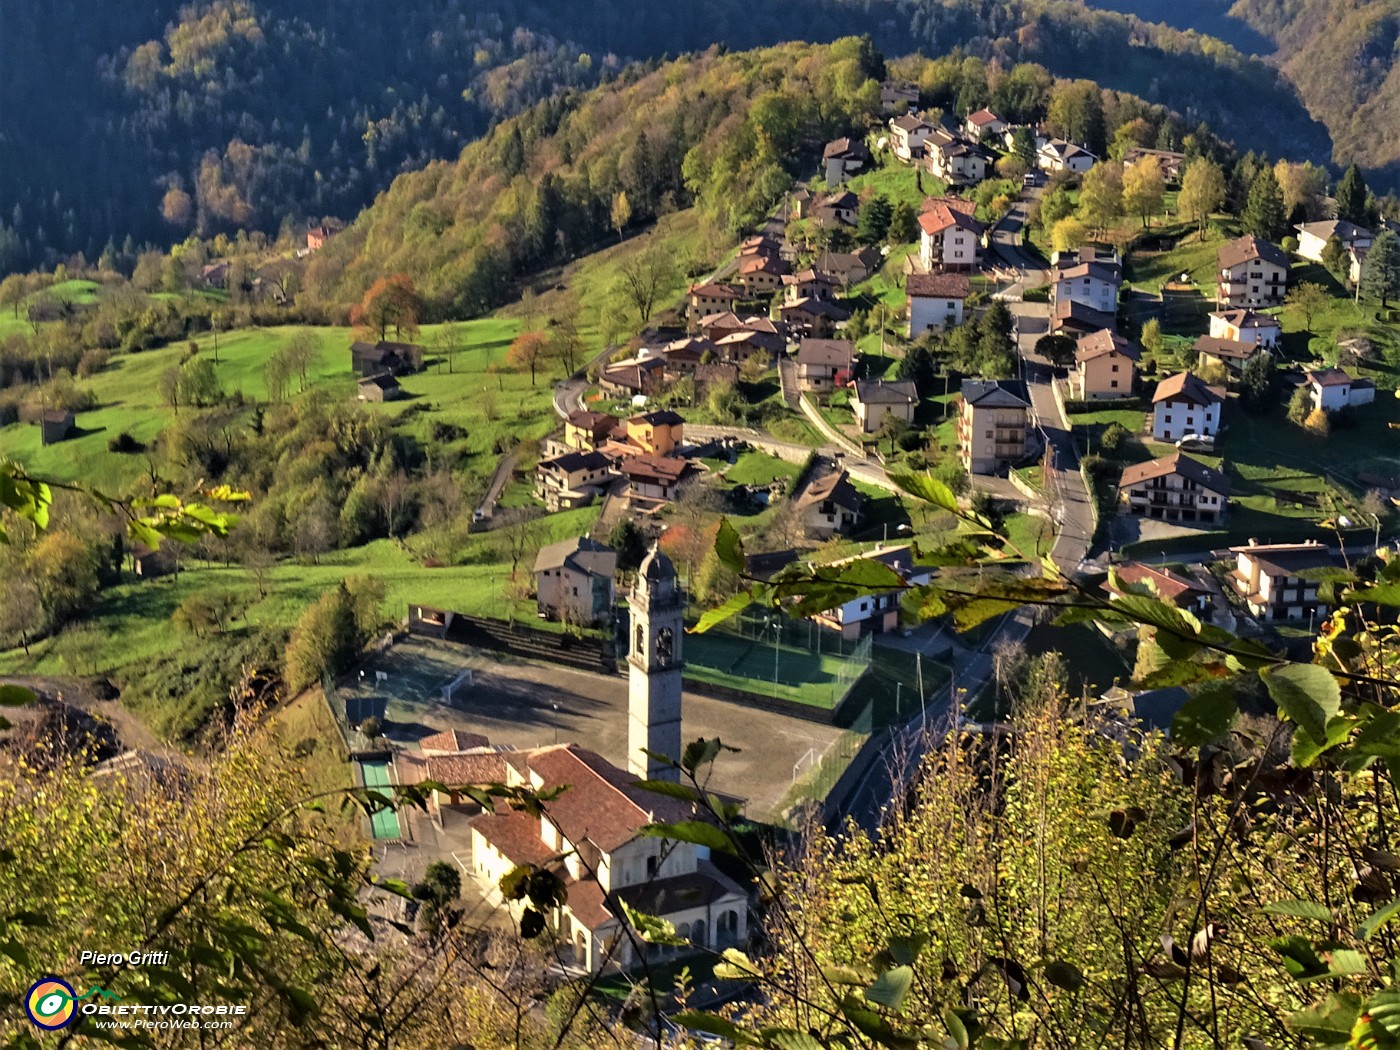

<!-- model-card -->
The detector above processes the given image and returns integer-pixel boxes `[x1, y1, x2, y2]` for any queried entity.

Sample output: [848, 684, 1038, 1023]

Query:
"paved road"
[830, 607, 1036, 832]
[989, 185, 1048, 294]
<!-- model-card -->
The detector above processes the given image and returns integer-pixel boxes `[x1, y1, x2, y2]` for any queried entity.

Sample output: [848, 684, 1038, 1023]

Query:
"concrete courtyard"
[342, 635, 845, 825]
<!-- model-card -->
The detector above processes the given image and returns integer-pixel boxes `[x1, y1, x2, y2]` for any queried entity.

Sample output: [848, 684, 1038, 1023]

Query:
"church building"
[425, 544, 749, 972]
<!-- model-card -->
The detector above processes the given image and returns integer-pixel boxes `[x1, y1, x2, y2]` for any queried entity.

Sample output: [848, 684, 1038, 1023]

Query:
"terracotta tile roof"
[1218, 235, 1288, 271]
[917, 198, 985, 235]
[1119, 452, 1231, 495]
[688, 282, 744, 299]
[1153, 371, 1223, 406]
[1210, 309, 1278, 330]
[472, 808, 557, 867]
[1194, 335, 1261, 360]
[1307, 367, 1355, 387]
[967, 108, 1002, 126]
[906, 272, 971, 298]
[1106, 563, 1204, 605]
[1076, 329, 1140, 362]
[527, 745, 697, 853]
[891, 114, 932, 133]
[566, 409, 617, 433]
[738, 254, 787, 277]
[422, 751, 512, 786]
[622, 454, 700, 486]
[418, 730, 490, 753]
[796, 470, 863, 512]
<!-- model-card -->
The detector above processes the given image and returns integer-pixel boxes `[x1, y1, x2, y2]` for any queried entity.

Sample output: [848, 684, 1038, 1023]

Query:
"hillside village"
[3, 39, 1400, 1046]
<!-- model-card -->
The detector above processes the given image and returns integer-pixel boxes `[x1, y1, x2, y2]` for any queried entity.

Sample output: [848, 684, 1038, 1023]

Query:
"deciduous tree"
[1121, 159, 1164, 227]
[1286, 281, 1330, 331]
[1178, 157, 1225, 233]
[350, 274, 423, 342]
[1076, 161, 1123, 234]
[507, 330, 551, 386]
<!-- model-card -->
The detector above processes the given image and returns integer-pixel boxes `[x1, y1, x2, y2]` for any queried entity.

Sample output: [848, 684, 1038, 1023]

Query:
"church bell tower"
[627, 544, 684, 782]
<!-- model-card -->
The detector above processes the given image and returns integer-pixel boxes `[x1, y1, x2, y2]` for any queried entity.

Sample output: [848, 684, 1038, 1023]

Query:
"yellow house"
[1073, 329, 1140, 399]
[564, 409, 619, 451]
[624, 410, 685, 455]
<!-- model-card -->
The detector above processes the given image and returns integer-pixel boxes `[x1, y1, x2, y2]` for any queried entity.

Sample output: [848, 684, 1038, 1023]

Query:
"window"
[1111, 364, 1119, 373]
[1110, 380, 1119, 388]
[985, 430, 993, 438]
[1164, 414, 1172, 424]
[646, 856, 658, 878]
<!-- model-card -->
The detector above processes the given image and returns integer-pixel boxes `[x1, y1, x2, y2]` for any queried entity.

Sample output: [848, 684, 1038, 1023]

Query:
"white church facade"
[413, 544, 749, 973]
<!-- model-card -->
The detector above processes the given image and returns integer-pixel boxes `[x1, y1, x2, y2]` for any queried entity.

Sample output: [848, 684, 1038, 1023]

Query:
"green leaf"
[638, 820, 737, 856]
[632, 779, 701, 803]
[1292, 715, 1357, 767]
[1363, 989, 1400, 1039]
[1358, 900, 1400, 941]
[890, 471, 959, 512]
[1325, 948, 1368, 976]
[1262, 664, 1341, 746]
[619, 901, 684, 946]
[840, 998, 920, 1049]
[519, 907, 545, 938]
[943, 1008, 970, 1049]
[1353, 710, 1400, 759]
[1269, 935, 1330, 981]
[887, 934, 929, 967]
[1350, 584, 1400, 607]
[1265, 900, 1334, 922]
[1043, 960, 1086, 991]
[1285, 993, 1361, 1044]
[821, 964, 873, 985]
[692, 591, 755, 634]
[280, 986, 321, 1026]
[713, 947, 762, 980]
[0, 685, 37, 707]
[1171, 684, 1238, 746]
[766, 1031, 824, 1050]
[682, 736, 735, 775]
[865, 965, 913, 1012]
[671, 1012, 750, 1044]
[715, 517, 746, 574]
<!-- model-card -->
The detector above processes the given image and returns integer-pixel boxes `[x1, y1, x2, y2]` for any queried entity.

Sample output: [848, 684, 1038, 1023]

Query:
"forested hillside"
[1229, 0, 1400, 174]
[304, 40, 885, 315]
[0, 0, 1335, 276]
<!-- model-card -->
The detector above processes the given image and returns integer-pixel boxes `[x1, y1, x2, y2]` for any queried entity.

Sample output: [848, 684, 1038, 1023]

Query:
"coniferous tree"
[1335, 164, 1369, 226]
[1358, 228, 1400, 308]
[1243, 166, 1288, 242]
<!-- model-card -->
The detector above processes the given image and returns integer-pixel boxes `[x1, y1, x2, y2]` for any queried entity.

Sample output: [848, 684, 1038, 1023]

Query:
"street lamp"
[552, 703, 560, 745]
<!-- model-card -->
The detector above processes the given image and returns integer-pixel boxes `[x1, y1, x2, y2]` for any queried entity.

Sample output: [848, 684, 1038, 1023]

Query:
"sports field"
[359, 759, 403, 840]
[684, 629, 867, 709]
[335, 636, 478, 744]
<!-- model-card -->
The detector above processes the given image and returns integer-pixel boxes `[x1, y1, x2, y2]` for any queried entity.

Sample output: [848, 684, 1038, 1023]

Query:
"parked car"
[1176, 433, 1215, 452]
